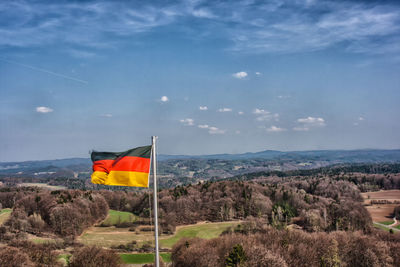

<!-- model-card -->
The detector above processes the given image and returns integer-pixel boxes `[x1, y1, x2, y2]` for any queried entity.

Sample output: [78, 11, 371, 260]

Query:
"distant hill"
[1, 149, 399, 182]
[159, 149, 400, 162]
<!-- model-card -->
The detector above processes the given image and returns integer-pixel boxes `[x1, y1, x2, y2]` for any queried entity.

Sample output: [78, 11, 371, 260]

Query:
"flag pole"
[152, 136, 160, 267]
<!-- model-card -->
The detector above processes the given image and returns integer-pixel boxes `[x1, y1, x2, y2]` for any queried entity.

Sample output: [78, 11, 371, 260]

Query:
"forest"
[0, 163, 399, 266]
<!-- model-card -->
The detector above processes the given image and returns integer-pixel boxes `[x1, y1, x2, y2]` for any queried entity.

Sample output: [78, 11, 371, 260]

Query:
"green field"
[120, 253, 171, 264]
[379, 220, 395, 225]
[373, 223, 391, 232]
[99, 210, 137, 226]
[79, 221, 240, 248]
[0, 208, 12, 225]
[159, 221, 240, 248]
[396, 225, 400, 230]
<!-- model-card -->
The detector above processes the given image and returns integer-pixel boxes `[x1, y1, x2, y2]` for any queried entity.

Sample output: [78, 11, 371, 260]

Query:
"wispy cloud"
[208, 126, 225, 134]
[197, 124, 225, 134]
[232, 71, 248, 79]
[293, 126, 310, 131]
[67, 49, 96, 59]
[0, 1, 180, 48]
[218, 108, 232, 112]
[266, 126, 286, 132]
[0, 58, 88, 84]
[36, 106, 53, 113]
[1, 1, 399, 55]
[253, 108, 279, 121]
[228, 1, 400, 54]
[180, 118, 194, 126]
[100, 114, 112, 118]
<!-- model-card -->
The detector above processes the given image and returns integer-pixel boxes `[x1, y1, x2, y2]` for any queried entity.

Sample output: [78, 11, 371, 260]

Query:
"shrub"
[0, 246, 34, 267]
[69, 246, 121, 267]
[225, 244, 247, 266]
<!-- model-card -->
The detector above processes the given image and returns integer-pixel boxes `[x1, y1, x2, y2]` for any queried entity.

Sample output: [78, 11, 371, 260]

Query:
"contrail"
[0, 57, 88, 84]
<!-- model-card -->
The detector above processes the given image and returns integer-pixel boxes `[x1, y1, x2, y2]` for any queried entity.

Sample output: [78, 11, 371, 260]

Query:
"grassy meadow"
[120, 253, 171, 264]
[160, 221, 240, 248]
[0, 208, 12, 225]
[78, 211, 240, 249]
[99, 209, 137, 226]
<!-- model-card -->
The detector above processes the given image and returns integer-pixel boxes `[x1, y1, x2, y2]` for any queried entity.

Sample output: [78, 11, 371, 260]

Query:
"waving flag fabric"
[91, 145, 152, 187]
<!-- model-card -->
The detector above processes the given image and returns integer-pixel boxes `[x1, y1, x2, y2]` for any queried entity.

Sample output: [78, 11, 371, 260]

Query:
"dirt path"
[374, 221, 400, 232]
[389, 217, 398, 227]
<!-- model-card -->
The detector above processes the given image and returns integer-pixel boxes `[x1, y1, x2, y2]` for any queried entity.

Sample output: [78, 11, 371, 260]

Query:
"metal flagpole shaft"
[152, 136, 160, 267]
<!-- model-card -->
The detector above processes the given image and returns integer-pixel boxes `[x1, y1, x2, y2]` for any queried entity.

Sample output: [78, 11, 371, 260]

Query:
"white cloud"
[253, 108, 279, 121]
[208, 126, 225, 134]
[238, 111, 244, 115]
[160, 96, 169, 102]
[232, 71, 248, 79]
[101, 114, 112, 118]
[218, 108, 232, 112]
[199, 106, 208, 111]
[235, 130, 241, 134]
[197, 124, 225, 134]
[266, 126, 286, 132]
[294, 116, 325, 131]
[253, 108, 269, 115]
[180, 118, 194, 126]
[297, 117, 326, 126]
[255, 72, 261, 76]
[277, 95, 291, 99]
[359, 116, 365, 121]
[36, 106, 53, 113]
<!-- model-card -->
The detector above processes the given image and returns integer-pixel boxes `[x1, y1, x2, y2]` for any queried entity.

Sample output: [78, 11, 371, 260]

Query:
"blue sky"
[0, 0, 400, 161]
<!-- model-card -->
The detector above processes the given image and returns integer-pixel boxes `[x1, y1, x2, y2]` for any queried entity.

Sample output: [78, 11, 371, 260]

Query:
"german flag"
[91, 145, 152, 187]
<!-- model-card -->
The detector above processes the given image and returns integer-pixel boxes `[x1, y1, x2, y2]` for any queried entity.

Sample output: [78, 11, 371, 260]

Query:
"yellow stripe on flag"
[91, 170, 149, 187]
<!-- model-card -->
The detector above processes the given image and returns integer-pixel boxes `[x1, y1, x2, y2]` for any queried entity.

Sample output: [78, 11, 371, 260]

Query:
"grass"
[99, 210, 137, 226]
[79, 221, 240, 248]
[31, 237, 59, 244]
[379, 220, 395, 225]
[159, 221, 239, 248]
[79, 227, 154, 247]
[395, 225, 400, 230]
[0, 208, 12, 225]
[58, 254, 71, 265]
[373, 223, 391, 232]
[120, 253, 171, 264]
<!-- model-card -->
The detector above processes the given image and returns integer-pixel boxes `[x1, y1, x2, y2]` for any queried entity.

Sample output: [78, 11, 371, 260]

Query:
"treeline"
[0, 176, 372, 237]
[172, 224, 400, 267]
[231, 163, 400, 179]
[0, 240, 121, 267]
[92, 179, 371, 233]
[231, 166, 400, 192]
[0, 177, 86, 189]
[1, 189, 108, 237]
